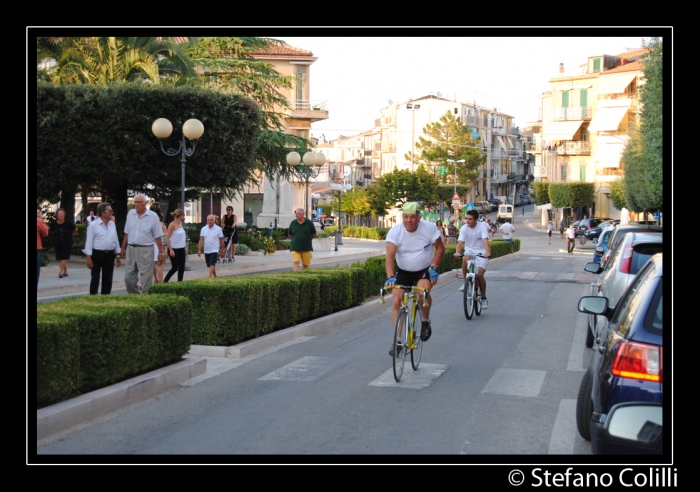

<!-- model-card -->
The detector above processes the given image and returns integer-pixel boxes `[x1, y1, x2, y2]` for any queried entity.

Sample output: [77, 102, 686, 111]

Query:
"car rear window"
[643, 281, 663, 336]
[630, 245, 664, 274]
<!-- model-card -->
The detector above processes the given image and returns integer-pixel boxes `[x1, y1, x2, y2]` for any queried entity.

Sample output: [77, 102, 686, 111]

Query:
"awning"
[505, 136, 514, 149]
[587, 107, 629, 132]
[595, 72, 637, 94]
[542, 120, 583, 141]
[537, 203, 552, 210]
[592, 136, 629, 168]
[496, 136, 508, 151]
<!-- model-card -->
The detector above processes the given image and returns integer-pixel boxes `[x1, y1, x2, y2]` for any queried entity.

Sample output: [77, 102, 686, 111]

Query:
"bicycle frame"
[380, 285, 429, 350]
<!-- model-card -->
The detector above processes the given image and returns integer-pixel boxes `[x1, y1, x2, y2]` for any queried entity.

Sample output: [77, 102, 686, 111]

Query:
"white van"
[497, 204, 513, 223]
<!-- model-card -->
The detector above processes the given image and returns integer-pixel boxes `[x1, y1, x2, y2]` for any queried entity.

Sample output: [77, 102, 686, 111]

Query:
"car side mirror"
[604, 402, 662, 448]
[578, 296, 608, 315]
[584, 262, 603, 274]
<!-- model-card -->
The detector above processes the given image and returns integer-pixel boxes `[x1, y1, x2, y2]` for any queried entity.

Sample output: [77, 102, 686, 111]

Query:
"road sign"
[453, 203, 460, 210]
[452, 192, 460, 200]
[321, 213, 326, 219]
[444, 211, 450, 218]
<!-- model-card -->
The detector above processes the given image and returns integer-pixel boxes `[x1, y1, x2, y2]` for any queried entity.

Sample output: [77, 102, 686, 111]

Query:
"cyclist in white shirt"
[454, 209, 491, 308]
[385, 202, 445, 351]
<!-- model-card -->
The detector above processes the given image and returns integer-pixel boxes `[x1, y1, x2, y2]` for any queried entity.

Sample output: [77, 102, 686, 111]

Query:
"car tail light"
[619, 244, 634, 274]
[612, 341, 662, 382]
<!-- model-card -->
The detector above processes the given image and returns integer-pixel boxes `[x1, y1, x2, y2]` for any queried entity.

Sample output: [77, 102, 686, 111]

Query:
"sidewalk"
[37, 240, 386, 299]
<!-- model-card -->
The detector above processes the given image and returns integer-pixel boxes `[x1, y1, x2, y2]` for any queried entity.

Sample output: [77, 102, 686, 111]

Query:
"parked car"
[582, 231, 663, 348]
[496, 203, 513, 223]
[601, 224, 663, 267]
[487, 199, 500, 212]
[592, 225, 616, 264]
[474, 201, 490, 214]
[522, 195, 531, 205]
[629, 220, 658, 226]
[513, 195, 523, 207]
[582, 220, 614, 242]
[576, 253, 663, 454]
[575, 217, 612, 243]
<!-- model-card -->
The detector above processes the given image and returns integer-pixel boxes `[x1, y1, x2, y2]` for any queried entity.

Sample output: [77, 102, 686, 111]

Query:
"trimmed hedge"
[37, 294, 192, 408]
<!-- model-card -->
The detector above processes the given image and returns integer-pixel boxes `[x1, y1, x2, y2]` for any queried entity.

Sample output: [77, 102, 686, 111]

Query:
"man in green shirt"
[288, 208, 317, 271]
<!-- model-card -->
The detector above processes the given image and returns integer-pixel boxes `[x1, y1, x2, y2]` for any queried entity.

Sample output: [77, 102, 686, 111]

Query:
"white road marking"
[548, 399, 577, 454]
[481, 368, 546, 397]
[368, 363, 449, 389]
[259, 355, 351, 382]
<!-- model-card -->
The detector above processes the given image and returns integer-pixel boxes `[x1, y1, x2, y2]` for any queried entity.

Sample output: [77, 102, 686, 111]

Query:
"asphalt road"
[36, 210, 601, 461]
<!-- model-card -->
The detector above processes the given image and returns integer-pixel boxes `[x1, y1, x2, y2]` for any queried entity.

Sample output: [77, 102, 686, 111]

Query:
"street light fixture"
[286, 151, 325, 219]
[153, 118, 204, 272]
[446, 159, 466, 195]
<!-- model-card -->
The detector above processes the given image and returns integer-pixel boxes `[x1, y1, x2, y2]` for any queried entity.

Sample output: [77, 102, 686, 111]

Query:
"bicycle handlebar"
[380, 285, 430, 307]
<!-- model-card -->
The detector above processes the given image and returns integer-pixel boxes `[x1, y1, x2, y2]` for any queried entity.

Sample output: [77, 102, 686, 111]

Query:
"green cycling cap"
[402, 202, 420, 214]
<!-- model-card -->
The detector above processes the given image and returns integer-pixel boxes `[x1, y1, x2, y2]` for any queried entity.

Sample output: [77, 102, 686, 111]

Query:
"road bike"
[459, 253, 487, 320]
[380, 285, 429, 382]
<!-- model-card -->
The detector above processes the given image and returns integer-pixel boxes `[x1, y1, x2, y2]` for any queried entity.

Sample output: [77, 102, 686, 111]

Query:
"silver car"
[582, 232, 663, 348]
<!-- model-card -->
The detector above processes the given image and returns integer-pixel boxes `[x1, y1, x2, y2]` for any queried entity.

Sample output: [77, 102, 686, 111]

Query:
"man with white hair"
[384, 202, 445, 353]
[120, 194, 164, 294]
[288, 207, 317, 271]
[198, 215, 225, 278]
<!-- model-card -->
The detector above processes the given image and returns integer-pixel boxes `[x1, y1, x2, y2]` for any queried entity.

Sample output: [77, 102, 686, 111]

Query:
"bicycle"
[380, 285, 430, 382]
[459, 253, 487, 320]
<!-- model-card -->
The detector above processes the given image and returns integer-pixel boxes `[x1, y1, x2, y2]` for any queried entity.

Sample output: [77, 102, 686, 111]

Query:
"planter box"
[312, 237, 332, 251]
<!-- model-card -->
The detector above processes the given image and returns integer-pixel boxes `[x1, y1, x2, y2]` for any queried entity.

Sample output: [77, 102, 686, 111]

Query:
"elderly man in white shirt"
[120, 194, 164, 294]
[85, 202, 122, 295]
[198, 215, 225, 278]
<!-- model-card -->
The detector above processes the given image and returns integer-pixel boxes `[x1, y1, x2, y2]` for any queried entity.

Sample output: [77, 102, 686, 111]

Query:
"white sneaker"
[458, 284, 465, 292]
[481, 298, 489, 309]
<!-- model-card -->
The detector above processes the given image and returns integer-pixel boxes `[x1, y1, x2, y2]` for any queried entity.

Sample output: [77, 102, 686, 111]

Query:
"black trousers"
[90, 250, 116, 295]
[164, 247, 186, 282]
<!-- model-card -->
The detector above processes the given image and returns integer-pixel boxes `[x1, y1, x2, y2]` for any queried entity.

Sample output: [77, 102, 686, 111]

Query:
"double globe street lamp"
[286, 151, 326, 219]
[152, 117, 204, 272]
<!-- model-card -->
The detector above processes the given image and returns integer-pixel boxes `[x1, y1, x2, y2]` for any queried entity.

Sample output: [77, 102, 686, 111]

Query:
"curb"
[37, 357, 206, 439]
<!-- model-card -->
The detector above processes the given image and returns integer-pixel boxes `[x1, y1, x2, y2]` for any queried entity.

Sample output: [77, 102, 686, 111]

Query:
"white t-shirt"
[567, 227, 576, 239]
[500, 222, 515, 240]
[200, 224, 224, 254]
[458, 221, 490, 255]
[386, 220, 441, 272]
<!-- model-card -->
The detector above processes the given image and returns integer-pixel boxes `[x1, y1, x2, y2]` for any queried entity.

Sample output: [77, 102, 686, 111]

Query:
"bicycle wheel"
[411, 306, 423, 370]
[475, 281, 482, 316]
[393, 308, 407, 382]
[463, 276, 474, 320]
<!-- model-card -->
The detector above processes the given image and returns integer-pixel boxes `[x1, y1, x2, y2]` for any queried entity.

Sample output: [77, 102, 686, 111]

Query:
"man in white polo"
[121, 194, 164, 294]
[455, 209, 491, 308]
[198, 215, 225, 278]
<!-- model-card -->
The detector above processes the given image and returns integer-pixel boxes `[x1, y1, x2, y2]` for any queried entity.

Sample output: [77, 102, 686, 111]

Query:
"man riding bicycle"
[455, 209, 491, 308]
[385, 202, 445, 353]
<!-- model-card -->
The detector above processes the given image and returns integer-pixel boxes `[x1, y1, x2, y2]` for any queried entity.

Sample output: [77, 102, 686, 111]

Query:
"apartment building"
[376, 94, 527, 203]
[535, 48, 647, 221]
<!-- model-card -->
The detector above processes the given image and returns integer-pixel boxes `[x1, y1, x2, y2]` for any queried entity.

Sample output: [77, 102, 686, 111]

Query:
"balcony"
[287, 100, 329, 122]
[557, 141, 591, 155]
[492, 127, 507, 136]
[549, 107, 592, 121]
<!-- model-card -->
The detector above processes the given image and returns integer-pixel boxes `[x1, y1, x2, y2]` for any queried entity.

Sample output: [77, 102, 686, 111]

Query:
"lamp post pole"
[446, 158, 466, 195]
[152, 118, 204, 272]
[287, 151, 325, 219]
[407, 103, 421, 172]
[331, 181, 352, 251]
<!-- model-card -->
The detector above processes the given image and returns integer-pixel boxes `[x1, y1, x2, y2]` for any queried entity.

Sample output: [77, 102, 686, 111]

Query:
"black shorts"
[204, 252, 219, 267]
[395, 265, 430, 287]
[548, 231, 552, 237]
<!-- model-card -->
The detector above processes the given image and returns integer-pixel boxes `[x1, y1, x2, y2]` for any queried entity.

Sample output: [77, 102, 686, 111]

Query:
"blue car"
[576, 253, 663, 454]
[592, 225, 616, 263]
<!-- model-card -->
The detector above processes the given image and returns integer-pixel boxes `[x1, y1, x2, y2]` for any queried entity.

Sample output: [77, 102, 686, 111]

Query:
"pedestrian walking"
[547, 220, 553, 244]
[499, 218, 516, 254]
[222, 206, 238, 260]
[164, 209, 187, 282]
[567, 223, 576, 254]
[198, 215, 225, 278]
[121, 194, 164, 294]
[149, 202, 167, 284]
[447, 218, 458, 245]
[84, 202, 122, 295]
[288, 208, 317, 271]
[435, 220, 446, 245]
[560, 219, 565, 238]
[36, 210, 49, 291]
[85, 211, 98, 224]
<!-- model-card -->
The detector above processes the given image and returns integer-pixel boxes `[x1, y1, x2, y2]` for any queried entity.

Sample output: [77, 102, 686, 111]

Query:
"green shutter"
[580, 165, 586, 181]
[580, 89, 588, 108]
[593, 58, 601, 72]
[562, 91, 569, 108]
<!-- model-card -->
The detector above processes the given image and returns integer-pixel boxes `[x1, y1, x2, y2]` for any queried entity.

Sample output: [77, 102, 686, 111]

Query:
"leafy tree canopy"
[366, 165, 440, 216]
[548, 182, 594, 209]
[532, 182, 550, 207]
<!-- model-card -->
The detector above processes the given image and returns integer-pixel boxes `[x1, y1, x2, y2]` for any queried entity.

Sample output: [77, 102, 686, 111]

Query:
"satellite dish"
[388, 99, 393, 105]
[436, 91, 442, 98]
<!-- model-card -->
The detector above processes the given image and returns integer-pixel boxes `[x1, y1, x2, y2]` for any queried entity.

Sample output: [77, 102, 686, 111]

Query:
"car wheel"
[576, 368, 593, 441]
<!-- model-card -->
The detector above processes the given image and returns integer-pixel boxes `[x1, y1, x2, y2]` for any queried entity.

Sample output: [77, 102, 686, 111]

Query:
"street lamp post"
[407, 102, 421, 172]
[446, 159, 466, 195]
[331, 181, 352, 251]
[287, 151, 325, 219]
[152, 117, 204, 272]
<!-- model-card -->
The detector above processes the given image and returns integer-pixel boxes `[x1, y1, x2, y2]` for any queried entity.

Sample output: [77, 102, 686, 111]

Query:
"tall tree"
[638, 37, 663, 210]
[367, 166, 439, 216]
[410, 110, 485, 187]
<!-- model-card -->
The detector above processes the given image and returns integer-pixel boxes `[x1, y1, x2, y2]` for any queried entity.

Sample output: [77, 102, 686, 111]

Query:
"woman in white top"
[164, 209, 188, 282]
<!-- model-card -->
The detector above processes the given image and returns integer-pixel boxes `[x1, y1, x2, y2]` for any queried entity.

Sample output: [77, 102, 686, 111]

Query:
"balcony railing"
[549, 106, 592, 121]
[557, 141, 591, 155]
[597, 92, 637, 101]
[289, 99, 328, 110]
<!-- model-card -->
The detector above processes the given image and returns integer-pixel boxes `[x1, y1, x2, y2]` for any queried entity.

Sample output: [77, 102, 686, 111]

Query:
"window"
[295, 66, 308, 102]
[454, 108, 458, 114]
[580, 89, 588, 108]
[561, 165, 567, 179]
[562, 91, 569, 108]
[612, 261, 657, 336]
[580, 127, 589, 142]
[580, 165, 587, 181]
[593, 58, 601, 72]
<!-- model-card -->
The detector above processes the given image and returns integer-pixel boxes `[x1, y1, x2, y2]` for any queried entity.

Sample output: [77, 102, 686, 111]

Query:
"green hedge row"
[324, 225, 389, 240]
[37, 294, 192, 408]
